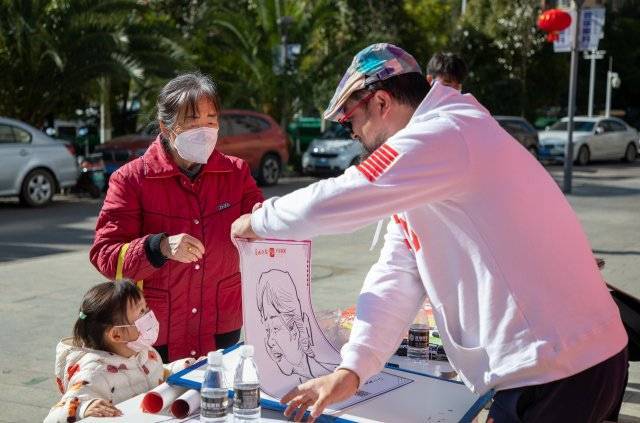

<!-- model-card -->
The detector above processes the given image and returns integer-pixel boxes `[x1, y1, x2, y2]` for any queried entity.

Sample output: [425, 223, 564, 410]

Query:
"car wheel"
[20, 169, 55, 207]
[257, 154, 281, 186]
[623, 143, 638, 162]
[576, 145, 590, 166]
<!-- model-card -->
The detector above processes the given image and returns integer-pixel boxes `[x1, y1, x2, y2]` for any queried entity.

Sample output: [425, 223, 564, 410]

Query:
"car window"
[515, 120, 535, 133]
[497, 120, 522, 134]
[227, 115, 270, 135]
[0, 125, 14, 143]
[321, 124, 350, 139]
[13, 127, 32, 143]
[607, 120, 627, 132]
[0, 124, 31, 144]
[599, 121, 616, 133]
[550, 121, 595, 132]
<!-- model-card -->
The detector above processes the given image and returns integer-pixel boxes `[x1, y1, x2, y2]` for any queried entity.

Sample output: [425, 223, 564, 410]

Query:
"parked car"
[494, 116, 540, 157]
[302, 124, 364, 176]
[0, 117, 78, 206]
[538, 116, 639, 165]
[96, 109, 289, 186]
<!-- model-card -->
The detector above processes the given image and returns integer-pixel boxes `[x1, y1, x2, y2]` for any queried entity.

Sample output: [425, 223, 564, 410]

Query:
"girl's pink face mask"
[115, 310, 159, 352]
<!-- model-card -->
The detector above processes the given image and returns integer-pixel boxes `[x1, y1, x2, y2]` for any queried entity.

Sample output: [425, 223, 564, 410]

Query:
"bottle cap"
[208, 350, 223, 365]
[241, 345, 254, 358]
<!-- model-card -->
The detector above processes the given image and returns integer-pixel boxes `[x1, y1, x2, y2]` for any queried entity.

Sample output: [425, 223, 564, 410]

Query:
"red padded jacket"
[90, 138, 263, 360]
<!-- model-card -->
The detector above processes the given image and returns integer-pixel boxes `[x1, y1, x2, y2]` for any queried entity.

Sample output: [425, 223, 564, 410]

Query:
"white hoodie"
[44, 338, 193, 422]
[251, 82, 627, 394]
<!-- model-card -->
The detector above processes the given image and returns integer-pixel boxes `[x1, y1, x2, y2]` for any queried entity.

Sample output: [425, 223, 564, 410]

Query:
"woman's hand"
[84, 399, 123, 418]
[160, 233, 205, 263]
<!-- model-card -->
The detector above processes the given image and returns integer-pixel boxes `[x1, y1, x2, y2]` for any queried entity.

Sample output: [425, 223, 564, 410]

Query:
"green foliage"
[0, 0, 183, 128]
[1, 0, 639, 132]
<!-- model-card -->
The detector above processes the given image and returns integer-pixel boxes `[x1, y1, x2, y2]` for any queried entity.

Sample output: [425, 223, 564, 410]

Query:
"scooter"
[76, 153, 106, 198]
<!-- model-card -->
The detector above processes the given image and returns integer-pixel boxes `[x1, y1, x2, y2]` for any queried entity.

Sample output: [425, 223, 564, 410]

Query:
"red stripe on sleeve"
[372, 150, 392, 166]
[369, 152, 390, 169]
[360, 161, 381, 178]
[356, 164, 376, 182]
[366, 155, 386, 173]
[381, 144, 399, 157]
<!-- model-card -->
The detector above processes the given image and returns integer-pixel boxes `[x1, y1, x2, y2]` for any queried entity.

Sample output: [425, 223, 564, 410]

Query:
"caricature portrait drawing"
[257, 269, 337, 383]
[235, 239, 413, 409]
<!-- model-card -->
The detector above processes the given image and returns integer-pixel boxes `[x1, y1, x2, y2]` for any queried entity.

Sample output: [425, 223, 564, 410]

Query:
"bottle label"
[235, 387, 260, 409]
[201, 396, 228, 418]
[408, 327, 429, 349]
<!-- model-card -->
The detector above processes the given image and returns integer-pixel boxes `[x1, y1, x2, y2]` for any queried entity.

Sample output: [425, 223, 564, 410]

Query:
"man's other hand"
[280, 368, 360, 422]
[231, 213, 259, 239]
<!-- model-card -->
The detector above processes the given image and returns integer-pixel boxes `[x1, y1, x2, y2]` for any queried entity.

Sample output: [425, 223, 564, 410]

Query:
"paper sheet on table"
[234, 238, 413, 412]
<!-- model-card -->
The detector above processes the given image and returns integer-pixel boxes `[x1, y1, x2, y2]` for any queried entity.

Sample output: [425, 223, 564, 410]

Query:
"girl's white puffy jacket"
[250, 82, 627, 394]
[44, 338, 193, 422]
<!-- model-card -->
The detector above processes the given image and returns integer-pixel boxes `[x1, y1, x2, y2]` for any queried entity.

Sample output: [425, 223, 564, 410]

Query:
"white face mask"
[172, 126, 219, 164]
[116, 310, 159, 353]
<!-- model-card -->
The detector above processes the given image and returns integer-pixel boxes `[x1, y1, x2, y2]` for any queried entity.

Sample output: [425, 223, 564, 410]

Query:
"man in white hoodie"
[231, 43, 628, 422]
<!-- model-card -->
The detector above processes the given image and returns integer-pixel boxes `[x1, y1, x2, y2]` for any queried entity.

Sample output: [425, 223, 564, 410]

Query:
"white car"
[538, 116, 639, 165]
[302, 124, 365, 175]
[0, 117, 78, 206]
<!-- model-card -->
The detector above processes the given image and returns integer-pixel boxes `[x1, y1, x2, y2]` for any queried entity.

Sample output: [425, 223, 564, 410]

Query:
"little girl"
[44, 281, 194, 422]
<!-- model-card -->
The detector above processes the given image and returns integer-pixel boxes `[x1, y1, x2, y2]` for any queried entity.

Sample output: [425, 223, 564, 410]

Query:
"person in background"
[90, 72, 263, 362]
[44, 281, 194, 422]
[426, 51, 467, 91]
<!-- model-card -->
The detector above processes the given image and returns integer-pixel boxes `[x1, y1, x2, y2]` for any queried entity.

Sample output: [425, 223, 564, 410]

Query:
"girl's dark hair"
[73, 281, 143, 350]
[156, 72, 221, 130]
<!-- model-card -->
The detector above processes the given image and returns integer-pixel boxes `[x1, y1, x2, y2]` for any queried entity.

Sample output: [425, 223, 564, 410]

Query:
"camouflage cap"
[323, 43, 422, 122]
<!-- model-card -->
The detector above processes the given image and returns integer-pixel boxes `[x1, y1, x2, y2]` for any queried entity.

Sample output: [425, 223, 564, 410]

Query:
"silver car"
[538, 116, 639, 165]
[302, 124, 364, 175]
[0, 117, 78, 206]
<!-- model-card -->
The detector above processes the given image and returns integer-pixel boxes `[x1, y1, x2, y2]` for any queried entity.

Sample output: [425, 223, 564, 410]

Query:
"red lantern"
[537, 9, 572, 42]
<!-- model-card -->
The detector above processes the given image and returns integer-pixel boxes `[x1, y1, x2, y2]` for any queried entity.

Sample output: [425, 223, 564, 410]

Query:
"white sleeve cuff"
[250, 205, 269, 238]
[338, 343, 386, 389]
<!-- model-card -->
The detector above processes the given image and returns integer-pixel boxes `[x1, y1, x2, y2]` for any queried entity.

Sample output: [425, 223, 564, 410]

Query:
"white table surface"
[82, 354, 485, 422]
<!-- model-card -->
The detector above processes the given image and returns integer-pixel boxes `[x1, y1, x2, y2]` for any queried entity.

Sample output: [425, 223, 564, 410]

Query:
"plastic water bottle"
[233, 345, 261, 420]
[200, 350, 228, 422]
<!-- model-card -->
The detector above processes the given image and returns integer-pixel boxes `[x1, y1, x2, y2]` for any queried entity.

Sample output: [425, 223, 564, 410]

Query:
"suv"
[96, 109, 289, 186]
[494, 116, 540, 158]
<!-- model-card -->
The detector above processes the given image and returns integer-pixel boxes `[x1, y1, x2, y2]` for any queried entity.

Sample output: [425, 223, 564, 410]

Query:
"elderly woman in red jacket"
[90, 73, 263, 362]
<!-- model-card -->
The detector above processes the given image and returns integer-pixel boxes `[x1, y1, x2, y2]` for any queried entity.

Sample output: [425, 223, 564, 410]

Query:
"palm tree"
[0, 0, 184, 136]
[186, 0, 343, 125]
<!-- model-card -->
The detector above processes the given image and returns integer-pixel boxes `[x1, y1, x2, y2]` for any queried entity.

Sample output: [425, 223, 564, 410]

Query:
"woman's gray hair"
[156, 72, 221, 129]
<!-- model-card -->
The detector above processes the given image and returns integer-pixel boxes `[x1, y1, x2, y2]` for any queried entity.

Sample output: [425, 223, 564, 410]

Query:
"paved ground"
[0, 161, 639, 422]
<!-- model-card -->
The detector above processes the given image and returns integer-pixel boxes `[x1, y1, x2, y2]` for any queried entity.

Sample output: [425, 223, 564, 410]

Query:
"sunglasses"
[338, 92, 375, 136]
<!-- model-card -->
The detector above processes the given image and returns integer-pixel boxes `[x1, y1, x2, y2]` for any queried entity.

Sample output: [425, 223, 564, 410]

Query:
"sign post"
[550, 3, 605, 193]
[562, 1, 583, 194]
[584, 49, 606, 117]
